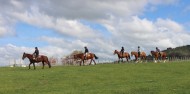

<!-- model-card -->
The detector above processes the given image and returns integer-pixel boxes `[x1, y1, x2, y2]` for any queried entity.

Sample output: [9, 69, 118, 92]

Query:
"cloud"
[102, 16, 190, 50]
[155, 18, 184, 32]
[148, 0, 179, 5]
[24, 0, 147, 20]
[0, 15, 15, 37]
[11, 7, 101, 39]
[40, 36, 88, 50]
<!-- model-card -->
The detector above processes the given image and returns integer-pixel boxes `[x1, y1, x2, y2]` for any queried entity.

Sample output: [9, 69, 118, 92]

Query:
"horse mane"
[131, 51, 137, 54]
[24, 52, 32, 56]
[151, 50, 155, 52]
[74, 53, 83, 56]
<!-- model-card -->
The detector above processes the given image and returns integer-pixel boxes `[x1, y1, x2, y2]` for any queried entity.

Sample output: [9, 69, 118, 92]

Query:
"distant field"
[0, 61, 190, 94]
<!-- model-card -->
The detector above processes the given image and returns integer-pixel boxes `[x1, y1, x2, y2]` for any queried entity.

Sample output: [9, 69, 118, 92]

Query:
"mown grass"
[0, 61, 190, 94]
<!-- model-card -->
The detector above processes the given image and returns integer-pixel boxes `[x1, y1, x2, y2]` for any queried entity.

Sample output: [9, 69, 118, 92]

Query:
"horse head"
[131, 51, 135, 57]
[73, 54, 78, 60]
[151, 51, 158, 56]
[150, 51, 155, 55]
[22, 52, 26, 60]
[73, 53, 83, 59]
[113, 50, 119, 55]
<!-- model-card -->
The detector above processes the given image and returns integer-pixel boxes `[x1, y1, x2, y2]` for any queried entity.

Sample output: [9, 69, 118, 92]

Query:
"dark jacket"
[120, 47, 124, 53]
[34, 48, 39, 56]
[156, 48, 160, 52]
[84, 47, 89, 53]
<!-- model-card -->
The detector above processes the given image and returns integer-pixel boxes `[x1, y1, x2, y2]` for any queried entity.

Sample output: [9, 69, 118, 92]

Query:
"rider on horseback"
[120, 46, 124, 57]
[33, 47, 39, 60]
[156, 47, 161, 57]
[138, 46, 141, 57]
[84, 46, 89, 59]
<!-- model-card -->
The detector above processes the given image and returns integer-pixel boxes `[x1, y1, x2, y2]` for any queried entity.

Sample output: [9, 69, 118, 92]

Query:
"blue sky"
[143, 0, 190, 24]
[1, 0, 190, 66]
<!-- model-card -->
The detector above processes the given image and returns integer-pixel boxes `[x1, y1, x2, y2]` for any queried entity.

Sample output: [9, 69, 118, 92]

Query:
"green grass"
[1, 61, 190, 94]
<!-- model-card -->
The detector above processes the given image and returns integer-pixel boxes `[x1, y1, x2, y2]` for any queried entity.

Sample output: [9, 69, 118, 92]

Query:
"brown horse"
[131, 51, 146, 62]
[114, 50, 130, 63]
[73, 53, 98, 66]
[22, 52, 51, 69]
[151, 51, 167, 63]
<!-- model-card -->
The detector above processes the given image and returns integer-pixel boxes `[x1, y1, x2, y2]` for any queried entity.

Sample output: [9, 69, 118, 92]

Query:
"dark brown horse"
[73, 53, 98, 66]
[22, 52, 51, 69]
[151, 51, 167, 63]
[114, 50, 130, 63]
[131, 51, 146, 62]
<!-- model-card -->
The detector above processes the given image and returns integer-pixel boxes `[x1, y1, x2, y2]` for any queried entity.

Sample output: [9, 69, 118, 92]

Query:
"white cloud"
[148, 0, 179, 5]
[40, 36, 88, 49]
[0, 15, 15, 37]
[156, 18, 184, 32]
[102, 16, 190, 52]
[11, 7, 101, 39]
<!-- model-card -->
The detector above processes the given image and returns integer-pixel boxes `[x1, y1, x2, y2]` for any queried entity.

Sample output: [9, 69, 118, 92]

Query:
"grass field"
[0, 61, 190, 94]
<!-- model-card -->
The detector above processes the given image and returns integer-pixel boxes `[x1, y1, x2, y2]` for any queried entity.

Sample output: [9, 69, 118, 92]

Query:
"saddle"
[159, 52, 163, 56]
[84, 53, 91, 59]
[33, 55, 42, 60]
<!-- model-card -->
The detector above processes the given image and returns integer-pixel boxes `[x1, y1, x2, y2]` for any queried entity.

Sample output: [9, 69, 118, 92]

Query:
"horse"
[113, 50, 130, 63]
[131, 51, 146, 63]
[151, 51, 167, 63]
[73, 53, 98, 66]
[22, 52, 51, 69]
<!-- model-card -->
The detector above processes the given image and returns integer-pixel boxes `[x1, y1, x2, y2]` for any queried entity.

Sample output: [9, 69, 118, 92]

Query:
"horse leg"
[83, 60, 85, 66]
[28, 62, 32, 69]
[89, 59, 92, 65]
[163, 57, 166, 63]
[42, 62, 45, 69]
[140, 57, 143, 63]
[121, 58, 124, 63]
[135, 56, 138, 63]
[155, 57, 157, 63]
[118, 58, 120, 63]
[47, 61, 51, 68]
[80, 61, 82, 66]
[33, 63, 36, 69]
[93, 59, 96, 65]
[126, 57, 128, 62]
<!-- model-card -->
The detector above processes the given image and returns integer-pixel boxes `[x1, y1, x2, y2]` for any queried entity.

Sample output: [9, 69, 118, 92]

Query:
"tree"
[61, 50, 83, 65]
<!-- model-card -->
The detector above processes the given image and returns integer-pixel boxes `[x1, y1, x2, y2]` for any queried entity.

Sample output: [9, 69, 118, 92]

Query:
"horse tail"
[94, 54, 98, 59]
[46, 56, 51, 68]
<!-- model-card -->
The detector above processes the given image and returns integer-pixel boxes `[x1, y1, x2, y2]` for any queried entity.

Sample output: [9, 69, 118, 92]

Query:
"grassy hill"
[1, 62, 190, 94]
[163, 45, 190, 57]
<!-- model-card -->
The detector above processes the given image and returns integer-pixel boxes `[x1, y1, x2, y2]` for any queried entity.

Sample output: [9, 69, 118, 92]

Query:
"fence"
[167, 56, 190, 61]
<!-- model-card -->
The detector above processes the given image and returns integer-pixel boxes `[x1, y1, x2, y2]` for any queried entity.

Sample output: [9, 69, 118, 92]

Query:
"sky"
[1, 0, 190, 66]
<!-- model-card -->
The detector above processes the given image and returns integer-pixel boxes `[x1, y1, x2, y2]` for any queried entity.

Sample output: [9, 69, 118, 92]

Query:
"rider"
[138, 46, 141, 57]
[156, 47, 161, 56]
[120, 46, 124, 57]
[84, 46, 89, 59]
[33, 47, 39, 60]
